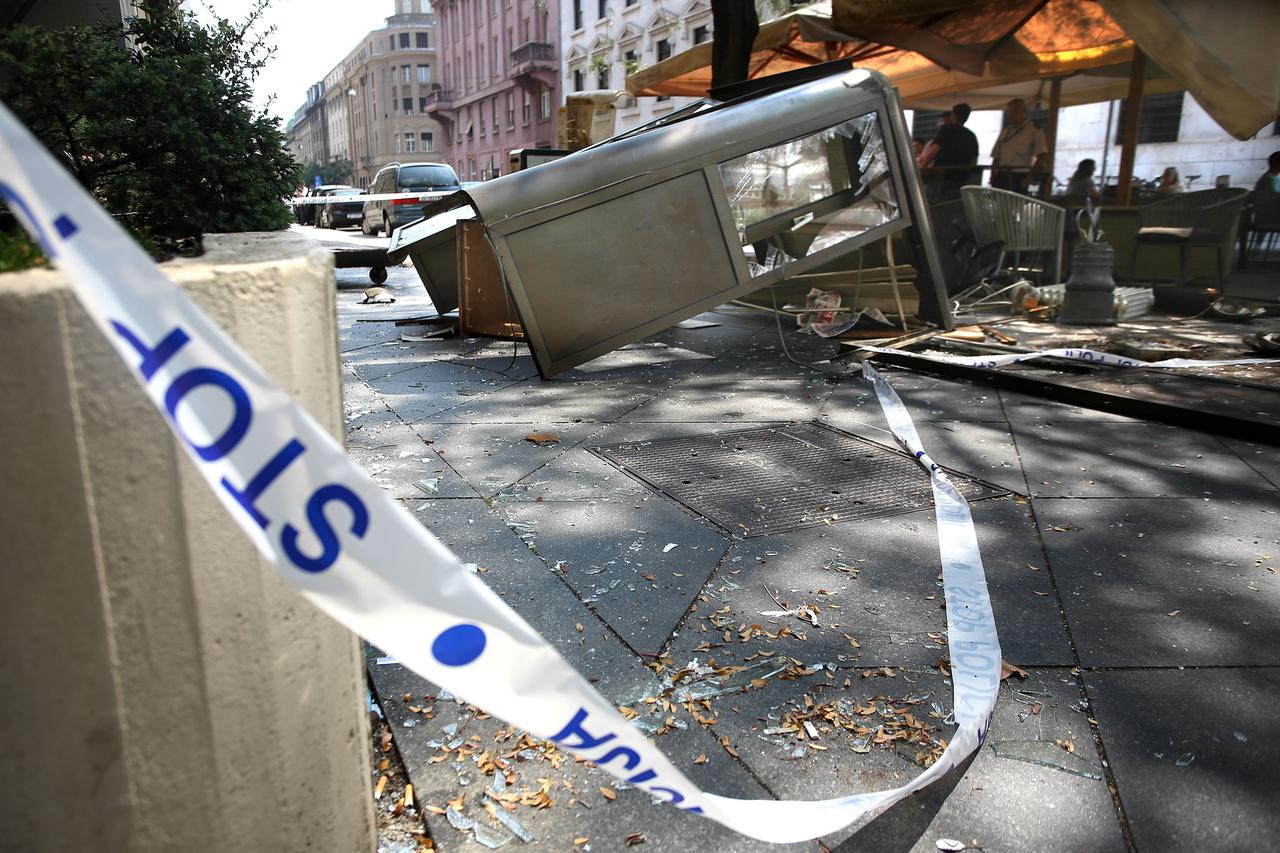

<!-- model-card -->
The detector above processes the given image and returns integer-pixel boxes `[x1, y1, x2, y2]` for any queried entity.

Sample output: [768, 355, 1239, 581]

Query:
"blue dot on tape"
[54, 214, 78, 238]
[432, 624, 486, 666]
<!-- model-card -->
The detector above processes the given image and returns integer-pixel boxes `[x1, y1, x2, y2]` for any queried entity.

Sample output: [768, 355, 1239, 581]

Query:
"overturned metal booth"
[388, 68, 950, 378]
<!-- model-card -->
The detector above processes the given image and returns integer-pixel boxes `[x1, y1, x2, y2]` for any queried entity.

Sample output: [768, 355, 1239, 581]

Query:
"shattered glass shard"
[989, 740, 1103, 779]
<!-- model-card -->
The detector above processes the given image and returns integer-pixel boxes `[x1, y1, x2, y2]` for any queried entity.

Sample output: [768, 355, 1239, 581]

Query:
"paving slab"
[418, 377, 676, 424]
[502, 421, 787, 503]
[376, 379, 526, 423]
[1035, 496, 1280, 666]
[410, 422, 603, 498]
[499, 499, 731, 656]
[685, 664, 1123, 853]
[822, 370, 1008, 423]
[367, 657, 789, 853]
[619, 375, 834, 422]
[1008, 420, 1271, 498]
[1084, 668, 1280, 852]
[998, 389, 1144, 424]
[1217, 437, 1280, 488]
[814, 415, 1031, 496]
[664, 496, 1073, 672]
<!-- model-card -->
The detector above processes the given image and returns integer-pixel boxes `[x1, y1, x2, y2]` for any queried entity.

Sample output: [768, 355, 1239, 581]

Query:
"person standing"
[990, 98, 1048, 194]
[918, 102, 979, 200]
[1254, 151, 1280, 193]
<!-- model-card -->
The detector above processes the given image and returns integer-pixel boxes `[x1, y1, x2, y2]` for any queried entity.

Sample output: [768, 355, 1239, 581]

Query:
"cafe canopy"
[626, 0, 1279, 142]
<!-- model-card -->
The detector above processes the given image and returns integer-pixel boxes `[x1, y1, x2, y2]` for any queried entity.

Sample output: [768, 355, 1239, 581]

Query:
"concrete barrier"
[0, 233, 375, 851]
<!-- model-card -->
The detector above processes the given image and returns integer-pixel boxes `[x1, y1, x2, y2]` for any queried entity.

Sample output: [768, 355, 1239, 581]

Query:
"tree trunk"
[711, 0, 759, 91]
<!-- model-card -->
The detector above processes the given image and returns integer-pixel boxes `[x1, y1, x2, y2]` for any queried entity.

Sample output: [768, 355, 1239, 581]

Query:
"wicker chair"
[961, 186, 1066, 285]
[1127, 188, 1250, 286]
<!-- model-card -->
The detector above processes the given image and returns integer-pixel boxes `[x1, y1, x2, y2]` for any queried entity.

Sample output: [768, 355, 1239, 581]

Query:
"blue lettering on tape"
[112, 321, 191, 381]
[431, 623, 487, 666]
[280, 483, 370, 573]
[164, 367, 253, 462]
[0, 182, 55, 256]
[53, 214, 77, 238]
[221, 439, 306, 528]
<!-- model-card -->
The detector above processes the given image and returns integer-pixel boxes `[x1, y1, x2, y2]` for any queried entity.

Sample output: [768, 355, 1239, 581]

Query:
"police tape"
[0, 101, 1001, 844]
[288, 190, 456, 205]
[856, 343, 1278, 370]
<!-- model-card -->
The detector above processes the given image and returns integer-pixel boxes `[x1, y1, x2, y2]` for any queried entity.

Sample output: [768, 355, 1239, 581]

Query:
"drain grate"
[590, 422, 1007, 537]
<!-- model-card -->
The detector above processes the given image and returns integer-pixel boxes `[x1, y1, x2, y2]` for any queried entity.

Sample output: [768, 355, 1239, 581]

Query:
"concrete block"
[0, 233, 375, 851]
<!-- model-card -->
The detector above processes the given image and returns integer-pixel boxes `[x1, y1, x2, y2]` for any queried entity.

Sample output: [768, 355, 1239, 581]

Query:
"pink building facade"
[428, 0, 561, 181]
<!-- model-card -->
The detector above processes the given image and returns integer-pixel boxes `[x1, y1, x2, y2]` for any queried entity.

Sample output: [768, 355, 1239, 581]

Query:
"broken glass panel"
[718, 111, 900, 276]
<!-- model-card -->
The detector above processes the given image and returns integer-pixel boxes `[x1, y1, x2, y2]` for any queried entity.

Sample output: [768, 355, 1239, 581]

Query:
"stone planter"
[0, 233, 375, 851]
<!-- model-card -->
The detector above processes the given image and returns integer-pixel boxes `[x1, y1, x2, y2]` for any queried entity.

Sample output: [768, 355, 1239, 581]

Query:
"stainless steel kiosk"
[389, 68, 950, 378]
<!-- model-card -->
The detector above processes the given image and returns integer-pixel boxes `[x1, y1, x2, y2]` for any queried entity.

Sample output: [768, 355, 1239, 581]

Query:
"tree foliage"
[0, 0, 299, 244]
[299, 159, 354, 188]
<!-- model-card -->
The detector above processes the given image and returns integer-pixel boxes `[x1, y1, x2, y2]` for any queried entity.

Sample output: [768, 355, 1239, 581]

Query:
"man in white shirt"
[990, 98, 1049, 194]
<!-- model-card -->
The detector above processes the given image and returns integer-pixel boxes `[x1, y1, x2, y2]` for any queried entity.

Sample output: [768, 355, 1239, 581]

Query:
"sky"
[189, 0, 397, 124]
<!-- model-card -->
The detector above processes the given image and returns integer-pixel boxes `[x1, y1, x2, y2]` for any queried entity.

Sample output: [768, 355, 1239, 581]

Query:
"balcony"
[510, 41, 557, 78]
[423, 88, 455, 113]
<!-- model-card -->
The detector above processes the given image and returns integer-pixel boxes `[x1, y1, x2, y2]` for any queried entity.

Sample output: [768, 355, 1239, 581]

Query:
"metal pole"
[1100, 98, 1114, 191]
[1115, 48, 1146, 206]
[1041, 77, 1062, 199]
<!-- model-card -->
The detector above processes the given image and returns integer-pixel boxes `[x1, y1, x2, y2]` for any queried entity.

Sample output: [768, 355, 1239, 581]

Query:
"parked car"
[297, 184, 354, 226]
[318, 188, 365, 229]
[362, 162, 461, 236]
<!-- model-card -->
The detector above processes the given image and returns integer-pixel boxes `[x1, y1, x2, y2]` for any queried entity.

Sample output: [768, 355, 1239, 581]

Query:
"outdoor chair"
[1244, 191, 1280, 263]
[961, 186, 1066, 286]
[1127, 187, 1250, 286]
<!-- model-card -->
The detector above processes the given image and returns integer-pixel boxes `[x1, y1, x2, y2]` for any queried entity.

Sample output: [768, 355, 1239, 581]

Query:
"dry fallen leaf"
[1057, 738, 1076, 754]
[524, 432, 560, 446]
[694, 753, 708, 765]
[600, 787, 617, 801]
[1167, 610, 1181, 617]
[625, 833, 647, 847]
[573, 839, 589, 847]
[1000, 660, 1029, 680]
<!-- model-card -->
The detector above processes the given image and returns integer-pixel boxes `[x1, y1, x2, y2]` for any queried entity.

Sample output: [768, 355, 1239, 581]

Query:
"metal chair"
[961, 186, 1066, 285]
[1127, 188, 1250, 286]
[1245, 192, 1280, 263]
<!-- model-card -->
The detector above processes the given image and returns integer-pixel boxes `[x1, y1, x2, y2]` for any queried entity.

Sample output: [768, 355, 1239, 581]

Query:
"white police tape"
[857, 344, 1278, 370]
[0, 101, 1000, 844]
[289, 190, 455, 205]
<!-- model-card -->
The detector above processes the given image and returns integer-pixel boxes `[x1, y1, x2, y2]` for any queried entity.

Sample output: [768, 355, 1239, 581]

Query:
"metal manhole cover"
[590, 422, 1007, 537]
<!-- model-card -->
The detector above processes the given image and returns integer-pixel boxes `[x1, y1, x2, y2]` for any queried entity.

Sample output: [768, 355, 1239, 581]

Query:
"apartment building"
[428, 0, 561, 181]
[287, 1, 447, 189]
[560, 0, 712, 135]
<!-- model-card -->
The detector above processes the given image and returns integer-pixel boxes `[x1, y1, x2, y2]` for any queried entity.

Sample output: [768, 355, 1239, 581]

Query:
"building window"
[573, 0, 583, 29]
[692, 25, 709, 44]
[597, 63, 610, 89]
[656, 38, 671, 61]
[507, 92, 515, 128]
[399, 32, 410, 49]
[419, 96, 427, 113]
[492, 36, 499, 76]
[492, 97, 499, 129]
[401, 65, 411, 83]
[418, 64, 430, 83]
[401, 0, 411, 12]
[539, 86, 551, 120]
[402, 97, 412, 115]
[416, 32, 429, 49]
[911, 108, 946, 142]
[626, 0, 637, 5]
[480, 107, 486, 135]
[470, 159, 477, 180]
[573, 68, 585, 92]
[1115, 92, 1185, 145]
[394, 134, 401, 153]
[522, 89, 531, 123]
[404, 132, 416, 153]
[389, 35, 396, 51]
[421, 131, 433, 152]
[598, 0, 607, 18]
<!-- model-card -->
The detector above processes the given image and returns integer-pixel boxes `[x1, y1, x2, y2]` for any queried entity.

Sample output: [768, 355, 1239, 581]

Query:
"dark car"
[362, 162, 461, 236]
[318, 188, 365, 229]
[297, 184, 354, 226]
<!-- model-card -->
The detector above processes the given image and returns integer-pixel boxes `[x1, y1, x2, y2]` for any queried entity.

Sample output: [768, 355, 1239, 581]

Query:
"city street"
[305, 227, 1280, 852]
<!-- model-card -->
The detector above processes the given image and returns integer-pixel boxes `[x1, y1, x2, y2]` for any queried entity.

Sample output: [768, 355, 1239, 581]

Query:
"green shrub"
[0, 0, 300, 253]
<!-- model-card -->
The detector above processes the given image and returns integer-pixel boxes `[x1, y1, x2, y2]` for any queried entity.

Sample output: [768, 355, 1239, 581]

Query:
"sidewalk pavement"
[334, 254, 1279, 853]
